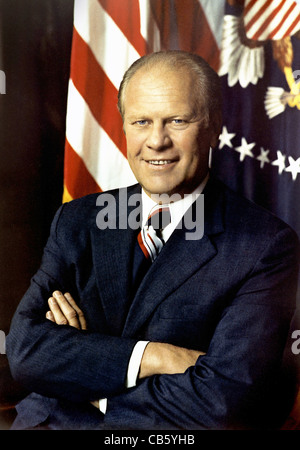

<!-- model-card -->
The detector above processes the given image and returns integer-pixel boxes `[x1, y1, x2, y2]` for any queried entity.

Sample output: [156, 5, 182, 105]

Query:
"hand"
[90, 400, 99, 409]
[139, 342, 205, 379]
[46, 291, 87, 330]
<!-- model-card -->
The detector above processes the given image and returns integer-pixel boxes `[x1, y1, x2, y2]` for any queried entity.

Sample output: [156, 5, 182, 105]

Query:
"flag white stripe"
[66, 80, 137, 191]
[138, 0, 161, 51]
[244, 0, 282, 25]
[244, 0, 300, 40]
[244, 1, 282, 38]
[269, 9, 300, 39]
[74, 0, 141, 91]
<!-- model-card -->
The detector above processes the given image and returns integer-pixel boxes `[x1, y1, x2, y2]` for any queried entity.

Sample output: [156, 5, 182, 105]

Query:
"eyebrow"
[126, 111, 199, 122]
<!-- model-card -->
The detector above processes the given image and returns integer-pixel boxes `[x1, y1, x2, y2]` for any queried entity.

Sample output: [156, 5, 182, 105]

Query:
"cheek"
[178, 134, 209, 173]
[178, 126, 204, 149]
[125, 133, 142, 159]
[177, 134, 202, 162]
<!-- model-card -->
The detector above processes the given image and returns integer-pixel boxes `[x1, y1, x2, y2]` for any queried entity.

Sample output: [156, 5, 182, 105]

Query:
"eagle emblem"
[219, 0, 300, 118]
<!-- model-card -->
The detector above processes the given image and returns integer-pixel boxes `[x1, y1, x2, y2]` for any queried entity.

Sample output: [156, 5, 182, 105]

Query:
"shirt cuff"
[99, 398, 107, 414]
[98, 340, 149, 414]
[126, 340, 149, 388]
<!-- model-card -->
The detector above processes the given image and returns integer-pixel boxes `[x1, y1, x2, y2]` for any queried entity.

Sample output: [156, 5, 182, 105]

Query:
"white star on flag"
[257, 147, 270, 169]
[218, 126, 236, 149]
[234, 137, 255, 162]
[285, 156, 300, 181]
[271, 150, 286, 175]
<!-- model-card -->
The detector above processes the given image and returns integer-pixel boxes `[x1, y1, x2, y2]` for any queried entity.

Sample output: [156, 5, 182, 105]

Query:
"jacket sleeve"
[6, 203, 137, 402]
[101, 226, 300, 430]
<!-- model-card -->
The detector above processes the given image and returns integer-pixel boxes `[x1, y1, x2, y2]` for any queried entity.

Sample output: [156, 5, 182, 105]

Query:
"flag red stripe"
[282, 13, 300, 37]
[243, 0, 260, 16]
[268, 3, 297, 39]
[244, 0, 276, 34]
[250, 0, 292, 40]
[70, 28, 127, 157]
[174, 0, 220, 71]
[64, 140, 101, 198]
[98, 0, 147, 56]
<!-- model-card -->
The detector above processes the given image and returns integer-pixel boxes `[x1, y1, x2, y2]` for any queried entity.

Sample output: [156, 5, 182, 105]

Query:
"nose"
[146, 122, 172, 151]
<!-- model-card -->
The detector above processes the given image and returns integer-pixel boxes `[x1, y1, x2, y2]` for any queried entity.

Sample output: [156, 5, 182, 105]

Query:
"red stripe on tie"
[137, 231, 150, 259]
[148, 206, 169, 221]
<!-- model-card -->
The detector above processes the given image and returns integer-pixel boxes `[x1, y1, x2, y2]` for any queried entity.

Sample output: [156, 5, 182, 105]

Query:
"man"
[6, 51, 299, 430]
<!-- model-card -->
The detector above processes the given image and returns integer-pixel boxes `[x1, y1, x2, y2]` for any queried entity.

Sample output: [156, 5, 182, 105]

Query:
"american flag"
[62, 0, 224, 202]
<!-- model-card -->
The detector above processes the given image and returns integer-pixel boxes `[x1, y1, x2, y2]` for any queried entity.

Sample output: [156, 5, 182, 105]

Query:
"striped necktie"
[138, 205, 171, 262]
[131, 205, 171, 296]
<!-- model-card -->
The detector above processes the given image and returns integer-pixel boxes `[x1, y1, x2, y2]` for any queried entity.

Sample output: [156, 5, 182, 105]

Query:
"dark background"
[0, 0, 74, 428]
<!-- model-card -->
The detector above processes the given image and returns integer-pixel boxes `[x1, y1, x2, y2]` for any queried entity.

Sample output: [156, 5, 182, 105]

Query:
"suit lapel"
[91, 185, 142, 334]
[122, 177, 225, 337]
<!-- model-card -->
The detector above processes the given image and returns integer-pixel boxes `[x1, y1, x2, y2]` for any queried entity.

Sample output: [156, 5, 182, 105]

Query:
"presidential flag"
[212, 0, 300, 241]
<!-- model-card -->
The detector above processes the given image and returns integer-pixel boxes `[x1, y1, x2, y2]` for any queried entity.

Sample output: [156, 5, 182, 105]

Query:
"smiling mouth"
[147, 160, 175, 165]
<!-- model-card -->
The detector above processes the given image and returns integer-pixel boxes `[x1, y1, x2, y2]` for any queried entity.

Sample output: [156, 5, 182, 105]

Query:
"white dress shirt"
[99, 174, 209, 413]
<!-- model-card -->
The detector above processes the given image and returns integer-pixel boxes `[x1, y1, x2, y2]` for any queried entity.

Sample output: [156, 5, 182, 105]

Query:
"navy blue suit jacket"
[6, 177, 299, 430]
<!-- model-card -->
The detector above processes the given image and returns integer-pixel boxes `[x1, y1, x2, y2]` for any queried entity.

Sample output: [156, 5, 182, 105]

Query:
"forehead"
[124, 65, 199, 115]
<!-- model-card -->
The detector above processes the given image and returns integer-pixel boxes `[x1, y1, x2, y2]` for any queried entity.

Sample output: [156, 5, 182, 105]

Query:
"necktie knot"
[138, 205, 171, 262]
[146, 205, 171, 231]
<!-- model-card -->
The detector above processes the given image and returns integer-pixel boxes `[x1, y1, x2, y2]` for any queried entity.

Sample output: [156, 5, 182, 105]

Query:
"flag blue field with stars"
[211, 1, 300, 242]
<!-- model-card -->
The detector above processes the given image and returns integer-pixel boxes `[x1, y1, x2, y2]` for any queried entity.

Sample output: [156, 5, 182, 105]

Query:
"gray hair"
[117, 50, 222, 127]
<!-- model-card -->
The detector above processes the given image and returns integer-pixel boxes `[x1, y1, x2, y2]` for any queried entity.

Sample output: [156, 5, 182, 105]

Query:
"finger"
[52, 291, 81, 329]
[64, 292, 87, 330]
[45, 310, 55, 322]
[90, 400, 99, 409]
[48, 297, 70, 326]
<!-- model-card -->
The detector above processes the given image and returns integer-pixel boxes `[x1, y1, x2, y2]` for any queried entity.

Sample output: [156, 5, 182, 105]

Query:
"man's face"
[123, 65, 219, 199]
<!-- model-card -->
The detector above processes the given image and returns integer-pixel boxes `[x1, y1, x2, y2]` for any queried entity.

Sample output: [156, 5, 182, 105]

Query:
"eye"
[170, 118, 189, 129]
[134, 120, 148, 126]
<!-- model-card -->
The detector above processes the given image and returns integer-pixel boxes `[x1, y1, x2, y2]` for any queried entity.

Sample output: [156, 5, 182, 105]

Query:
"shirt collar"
[141, 173, 209, 241]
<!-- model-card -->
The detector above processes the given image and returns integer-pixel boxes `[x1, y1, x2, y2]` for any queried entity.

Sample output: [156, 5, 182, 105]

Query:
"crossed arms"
[46, 290, 204, 383]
